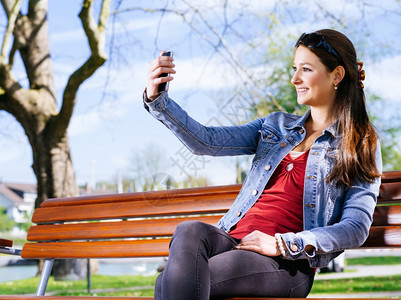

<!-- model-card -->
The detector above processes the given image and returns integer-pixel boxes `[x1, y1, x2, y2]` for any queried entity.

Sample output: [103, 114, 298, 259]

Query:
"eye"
[303, 67, 312, 72]
[292, 66, 297, 72]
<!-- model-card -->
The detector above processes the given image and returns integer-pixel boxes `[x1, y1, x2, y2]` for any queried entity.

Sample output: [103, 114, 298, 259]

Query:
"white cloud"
[68, 98, 128, 137]
[50, 28, 86, 43]
[0, 144, 26, 164]
[366, 54, 401, 103]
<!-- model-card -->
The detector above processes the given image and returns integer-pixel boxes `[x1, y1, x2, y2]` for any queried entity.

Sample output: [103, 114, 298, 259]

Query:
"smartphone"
[158, 51, 174, 93]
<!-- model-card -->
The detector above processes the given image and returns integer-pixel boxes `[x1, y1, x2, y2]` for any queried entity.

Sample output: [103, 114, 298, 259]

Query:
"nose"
[291, 69, 301, 86]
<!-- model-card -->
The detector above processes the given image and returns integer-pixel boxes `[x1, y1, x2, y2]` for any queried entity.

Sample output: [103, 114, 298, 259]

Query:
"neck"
[308, 107, 336, 130]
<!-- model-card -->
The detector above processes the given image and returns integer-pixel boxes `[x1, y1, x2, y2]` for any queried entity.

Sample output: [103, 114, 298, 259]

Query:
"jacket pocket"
[254, 125, 282, 162]
[259, 125, 281, 143]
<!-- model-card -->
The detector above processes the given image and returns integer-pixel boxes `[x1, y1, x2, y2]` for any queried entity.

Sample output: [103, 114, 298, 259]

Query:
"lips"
[297, 88, 308, 93]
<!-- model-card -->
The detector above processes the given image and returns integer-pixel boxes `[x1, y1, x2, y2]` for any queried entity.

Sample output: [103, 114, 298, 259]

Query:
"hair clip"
[358, 62, 365, 89]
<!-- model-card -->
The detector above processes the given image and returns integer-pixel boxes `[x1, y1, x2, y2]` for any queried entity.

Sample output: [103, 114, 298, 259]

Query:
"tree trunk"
[32, 131, 79, 208]
[31, 131, 83, 280]
[1, 0, 109, 280]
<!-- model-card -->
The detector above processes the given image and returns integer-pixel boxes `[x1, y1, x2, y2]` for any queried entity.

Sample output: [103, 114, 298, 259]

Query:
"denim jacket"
[144, 91, 382, 268]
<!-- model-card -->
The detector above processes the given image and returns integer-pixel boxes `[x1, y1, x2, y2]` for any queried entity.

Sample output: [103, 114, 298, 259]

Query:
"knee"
[169, 221, 207, 254]
[173, 221, 217, 243]
[174, 221, 206, 238]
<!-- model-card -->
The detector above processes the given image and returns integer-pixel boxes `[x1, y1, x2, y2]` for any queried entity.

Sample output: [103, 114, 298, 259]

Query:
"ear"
[333, 65, 345, 86]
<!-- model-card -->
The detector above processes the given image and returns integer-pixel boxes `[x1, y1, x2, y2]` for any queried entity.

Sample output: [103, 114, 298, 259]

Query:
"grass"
[1, 273, 401, 296]
[311, 274, 401, 294]
[0, 274, 157, 296]
[347, 256, 401, 266]
[0, 256, 400, 296]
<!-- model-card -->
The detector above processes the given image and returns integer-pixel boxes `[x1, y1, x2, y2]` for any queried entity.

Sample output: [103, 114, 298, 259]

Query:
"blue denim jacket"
[144, 92, 382, 268]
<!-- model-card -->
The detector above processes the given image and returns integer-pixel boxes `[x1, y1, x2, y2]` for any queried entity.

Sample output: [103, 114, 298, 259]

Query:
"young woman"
[143, 29, 382, 299]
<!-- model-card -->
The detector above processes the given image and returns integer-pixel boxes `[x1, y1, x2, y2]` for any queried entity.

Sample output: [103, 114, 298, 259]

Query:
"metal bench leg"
[36, 259, 54, 296]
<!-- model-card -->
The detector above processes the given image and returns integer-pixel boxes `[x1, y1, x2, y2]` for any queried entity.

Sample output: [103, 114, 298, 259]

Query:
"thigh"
[169, 221, 238, 257]
[155, 221, 240, 300]
[209, 249, 315, 299]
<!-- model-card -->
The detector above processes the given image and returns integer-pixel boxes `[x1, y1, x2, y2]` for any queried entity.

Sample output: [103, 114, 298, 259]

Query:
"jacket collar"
[285, 109, 337, 137]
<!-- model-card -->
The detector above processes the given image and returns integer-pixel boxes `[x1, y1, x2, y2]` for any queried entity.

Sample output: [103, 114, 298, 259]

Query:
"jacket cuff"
[143, 89, 169, 111]
[278, 232, 316, 260]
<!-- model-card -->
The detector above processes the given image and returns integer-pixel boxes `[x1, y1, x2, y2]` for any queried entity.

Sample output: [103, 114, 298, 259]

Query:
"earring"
[334, 85, 338, 90]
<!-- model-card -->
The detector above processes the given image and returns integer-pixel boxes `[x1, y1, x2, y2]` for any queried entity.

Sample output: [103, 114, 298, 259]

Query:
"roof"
[0, 182, 37, 205]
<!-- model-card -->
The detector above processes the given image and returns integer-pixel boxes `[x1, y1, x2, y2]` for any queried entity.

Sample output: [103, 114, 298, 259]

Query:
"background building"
[0, 182, 36, 224]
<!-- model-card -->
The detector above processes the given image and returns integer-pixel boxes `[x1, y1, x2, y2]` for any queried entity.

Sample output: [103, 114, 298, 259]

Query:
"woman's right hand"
[146, 51, 176, 101]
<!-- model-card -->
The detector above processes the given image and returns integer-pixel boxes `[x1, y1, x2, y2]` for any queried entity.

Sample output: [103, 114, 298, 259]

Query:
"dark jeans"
[154, 221, 315, 300]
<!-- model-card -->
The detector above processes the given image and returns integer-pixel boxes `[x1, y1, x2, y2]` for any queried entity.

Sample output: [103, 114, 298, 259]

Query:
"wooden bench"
[7, 170, 401, 299]
[0, 238, 21, 256]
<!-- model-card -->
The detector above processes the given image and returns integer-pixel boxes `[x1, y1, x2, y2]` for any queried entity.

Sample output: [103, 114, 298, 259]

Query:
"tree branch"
[0, 61, 38, 131]
[114, 5, 282, 110]
[55, 0, 110, 136]
[0, 1, 41, 132]
[0, 0, 22, 63]
[0, 0, 14, 17]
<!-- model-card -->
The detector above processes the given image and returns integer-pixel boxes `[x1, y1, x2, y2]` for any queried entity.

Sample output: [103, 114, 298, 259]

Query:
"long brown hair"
[296, 29, 380, 187]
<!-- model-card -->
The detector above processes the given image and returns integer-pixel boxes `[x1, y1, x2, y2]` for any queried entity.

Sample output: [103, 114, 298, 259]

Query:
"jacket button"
[252, 189, 258, 196]
[281, 142, 287, 147]
[290, 242, 298, 252]
[265, 164, 271, 171]
[237, 211, 242, 217]
[299, 128, 304, 134]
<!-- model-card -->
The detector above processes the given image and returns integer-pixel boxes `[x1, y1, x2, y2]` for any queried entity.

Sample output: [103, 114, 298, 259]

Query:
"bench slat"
[0, 238, 13, 247]
[27, 215, 222, 241]
[372, 205, 401, 226]
[23, 225, 400, 260]
[38, 173, 401, 209]
[21, 238, 171, 259]
[27, 206, 401, 243]
[378, 181, 401, 204]
[32, 187, 401, 225]
[32, 197, 233, 224]
[22, 227, 401, 260]
[362, 226, 401, 247]
[381, 170, 401, 183]
[40, 185, 242, 208]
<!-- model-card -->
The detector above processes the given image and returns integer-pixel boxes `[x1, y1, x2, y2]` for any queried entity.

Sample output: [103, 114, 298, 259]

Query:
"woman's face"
[291, 45, 337, 109]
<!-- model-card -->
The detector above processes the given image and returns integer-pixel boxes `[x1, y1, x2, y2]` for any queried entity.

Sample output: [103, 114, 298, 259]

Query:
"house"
[0, 181, 118, 225]
[0, 182, 36, 224]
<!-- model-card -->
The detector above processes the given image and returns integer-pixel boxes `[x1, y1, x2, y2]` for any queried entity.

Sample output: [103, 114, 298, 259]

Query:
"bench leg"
[36, 259, 54, 296]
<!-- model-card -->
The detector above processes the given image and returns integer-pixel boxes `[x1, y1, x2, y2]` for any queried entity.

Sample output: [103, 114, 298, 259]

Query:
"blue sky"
[1, 0, 401, 188]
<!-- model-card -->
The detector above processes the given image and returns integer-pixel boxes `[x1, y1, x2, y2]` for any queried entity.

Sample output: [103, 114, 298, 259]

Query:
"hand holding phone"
[158, 51, 174, 93]
[146, 51, 175, 101]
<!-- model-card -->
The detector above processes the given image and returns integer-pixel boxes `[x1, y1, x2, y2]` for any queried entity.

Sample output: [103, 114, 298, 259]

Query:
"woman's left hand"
[234, 230, 281, 257]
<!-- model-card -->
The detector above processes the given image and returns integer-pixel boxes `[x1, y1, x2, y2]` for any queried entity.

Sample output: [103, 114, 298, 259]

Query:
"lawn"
[311, 274, 401, 294]
[0, 274, 157, 296]
[347, 256, 401, 266]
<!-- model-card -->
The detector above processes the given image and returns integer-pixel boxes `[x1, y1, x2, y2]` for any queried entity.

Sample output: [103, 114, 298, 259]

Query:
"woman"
[143, 29, 382, 299]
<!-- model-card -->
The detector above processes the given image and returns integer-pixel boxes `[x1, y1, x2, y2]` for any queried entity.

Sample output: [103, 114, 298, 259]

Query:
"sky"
[1, 0, 401, 190]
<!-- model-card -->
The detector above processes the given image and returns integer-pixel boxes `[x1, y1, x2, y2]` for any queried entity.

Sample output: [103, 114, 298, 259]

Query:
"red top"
[229, 150, 309, 239]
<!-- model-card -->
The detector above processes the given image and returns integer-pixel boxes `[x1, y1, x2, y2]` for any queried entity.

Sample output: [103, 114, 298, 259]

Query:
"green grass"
[1, 273, 401, 296]
[0, 274, 157, 296]
[347, 256, 401, 266]
[1, 273, 401, 297]
[310, 274, 401, 294]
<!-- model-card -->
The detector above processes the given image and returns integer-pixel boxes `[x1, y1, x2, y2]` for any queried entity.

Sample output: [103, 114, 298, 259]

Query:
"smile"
[297, 88, 308, 93]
